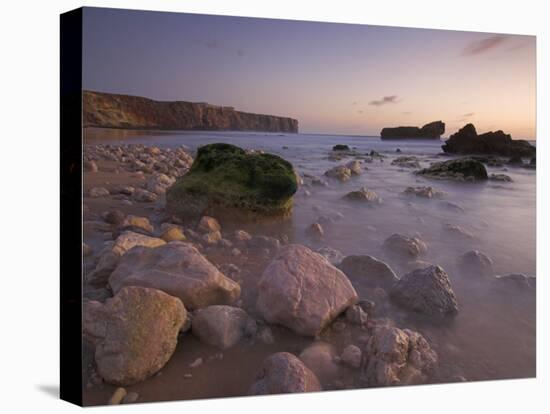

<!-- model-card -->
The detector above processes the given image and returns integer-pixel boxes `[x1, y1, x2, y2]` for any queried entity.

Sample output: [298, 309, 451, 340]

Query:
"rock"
[84, 160, 98, 172]
[442, 123, 535, 157]
[112, 231, 166, 254]
[107, 387, 127, 405]
[249, 235, 281, 251]
[457, 250, 494, 277]
[416, 158, 488, 181]
[83, 287, 185, 386]
[87, 250, 121, 287]
[338, 255, 398, 290]
[122, 392, 139, 404]
[440, 201, 465, 213]
[382, 234, 428, 259]
[345, 160, 363, 175]
[109, 241, 241, 309]
[324, 165, 352, 182]
[89, 187, 110, 198]
[403, 186, 444, 199]
[198, 216, 221, 233]
[257, 326, 275, 344]
[189, 358, 203, 368]
[192, 305, 252, 349]
[146, 173, 175, 194]
[442, 223, 474, 238]
[121, 215, 154, 234]
[390, 265, 459, 316]
[233, 229, 252, 244]
[166, 143, 297, 220]
[256, 244, 358, 336]
[299, 342, 340, 384]
[133, 188, 158, 202]
[494, 273, 535, 289]
[332, 144, 350, 151]
[306, 222, 324, 239]
[343, 187, 381, 204]
[160, 226, 186, 242]
[381, 121, 445, 140]
[316, 246, 344, 265]
[363, 326, 438, 386]
[249, 352, 321, 395]
[489, 173, 513, 182]
[391, 156, 421, 169]
[83, 242, 93, 257]
[345, 305, 368, 326]
[341, 345, 362, 368]
[202, 230, 222, 245]
[103, 209, 126, 225]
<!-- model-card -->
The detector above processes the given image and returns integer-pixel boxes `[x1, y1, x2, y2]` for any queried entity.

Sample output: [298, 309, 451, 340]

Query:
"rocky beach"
[82, 126, 536, 405]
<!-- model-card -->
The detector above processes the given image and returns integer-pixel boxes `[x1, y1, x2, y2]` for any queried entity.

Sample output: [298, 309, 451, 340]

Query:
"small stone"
[83, 242, 93, 257]
[122, 391, 139, 404]
[307, 222, 324, 239]
[189, 358, 203, 368]
[341, 345, 362, 369]
[84, 160, 99, 172]
[89, 187, 110, 198]
[108, 387, 127, 405]
[202, 230, 222, 245]
[198, 216, 221, 233]
[161, 226, 186, 242]
[183, 373, 193, 379]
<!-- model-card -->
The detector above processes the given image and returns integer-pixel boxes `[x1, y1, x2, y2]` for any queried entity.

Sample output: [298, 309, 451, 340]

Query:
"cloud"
[369, 95, 400, 106]
[462, 35, 508, 56]
[456, 112, 476, 122]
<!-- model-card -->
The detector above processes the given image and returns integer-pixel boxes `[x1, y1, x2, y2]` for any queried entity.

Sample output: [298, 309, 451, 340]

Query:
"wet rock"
[440, 201, 465, 213]
[103, 209, 126, 225]
[494, 273, 535, 290]
[457, 250, 494, 277]
[249, 352, 321, 395]
[306, 222, 324, 239]
[390, 265, 459, 316]
[112, 231, 166, 254]
[257, 326, 275, 344]
[332, 144, 350, 151]
[403, 186, 444, 199]
[121, 215, 154, 234]
[108, 387, 127, 405]
[383, 233, 428, 259]
[345, 160, 363, 175]
[363, 326, 438, 386]
[160, 226, 186, 242]
[202, 230, 222, 245]
[256, 244, 358, 336]
[299, 342, 340, 384]
[87, 250, 121, 286]
[83, 286, 185, 386]
[316, 246, 344, 265]
[192, 305, 252, 349]
[489, 173, 513, 182]
[109, 241, 241, 309]
[89, 187, 110, 198]
[341, 345, 362, 369]
[249, 235, 281, 252]
[122, 391, 139, 404]
[233, 229, 252, 244]
[133, 188, 158, 202]
[391, 156, 421, 169]
[324, 165, 352, 182]
[343, 187, 381, 204]
[146, 173, 175, 194]
[198, 216, 221, 233]
[189, 358, 203, 368]
[442, 223, 474, 239]
[338, 255, 398, 290]
[381, 121, 445, 140]
[84, 160, 98, 172]
[416, 158, 488, 181]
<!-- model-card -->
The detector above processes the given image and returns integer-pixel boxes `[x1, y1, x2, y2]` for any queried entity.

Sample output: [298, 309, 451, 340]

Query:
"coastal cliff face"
[380, 121, 445, 140]
[83, 91, 299, 133]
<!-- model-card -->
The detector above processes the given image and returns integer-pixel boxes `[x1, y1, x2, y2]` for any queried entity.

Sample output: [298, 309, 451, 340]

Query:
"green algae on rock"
[416, 158, 488, 181]
[166, 143, 298, 220]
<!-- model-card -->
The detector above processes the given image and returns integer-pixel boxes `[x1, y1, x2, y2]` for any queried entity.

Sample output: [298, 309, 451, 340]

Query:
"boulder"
[345, 160, 363, 175]
[197, 216, 221, 233]
[390, 265, 459, 316]
[416, 158, 488, 181]
[166, 143, 297, 220]
[341, 345, 362, 369]
[442, 123, 535, 157]
[338, 255, 398, 290]
[391, 156, 421, 169]
[383, 233, 428, 259]
[493, 273, 535, 290]
[332, 144, 350, 151]
[457, 250, 494, 277]
[363, 326, 438, 386]
[160, 226, 186, 242]
[120, 215, 154, 234]
[324, 165, 352, 182]
[381, 121, 445, 140]
[109, 241, 241, 309]
[133, 188, 158, 202]
[343, 187, 381, 204]
[83, 286, 185, 386]
[112, 231, 165, 254]
[249, 352, 321, 395]
[256, 244, 358, 336]
[191, 305, 252, 349]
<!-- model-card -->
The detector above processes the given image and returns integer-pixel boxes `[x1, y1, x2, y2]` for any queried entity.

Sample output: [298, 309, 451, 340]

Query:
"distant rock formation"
[380, 121, 445, 140]
[442, 124, 535, 157]
[83, 90, 298, 133]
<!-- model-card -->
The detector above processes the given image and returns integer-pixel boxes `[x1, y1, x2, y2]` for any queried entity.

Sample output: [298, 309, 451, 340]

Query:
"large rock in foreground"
[442, 123, 535, 157]
[109, 241, 241, 309]
[416, 158, 488, 181]
[390, 265, 459, 316]
[166, 143, 298, 221]
[256, 244, 358, 336]
[83, 286, 186, 386]
[249, 352, 321, 395]
[381, 121, 445, 140]
[363, 326, 438, 386]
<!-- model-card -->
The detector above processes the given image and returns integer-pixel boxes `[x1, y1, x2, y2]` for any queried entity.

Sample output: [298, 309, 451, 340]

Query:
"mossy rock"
[166, 143, 298, 220]
[416, 158, 488, 181]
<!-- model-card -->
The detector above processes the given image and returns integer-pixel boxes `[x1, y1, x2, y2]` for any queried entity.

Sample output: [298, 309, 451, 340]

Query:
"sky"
[82, 7, 536, 139]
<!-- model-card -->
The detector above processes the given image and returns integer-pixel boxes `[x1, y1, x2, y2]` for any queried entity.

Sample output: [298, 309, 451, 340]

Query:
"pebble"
[189, 357, 203, 368]
[108, 387, 127, 405]
[122, 392, 139, 404]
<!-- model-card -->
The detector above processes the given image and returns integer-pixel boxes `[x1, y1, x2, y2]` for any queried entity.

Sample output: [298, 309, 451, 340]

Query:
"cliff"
[83, 91, 298, 133]
[380, 121, 445, 140]
[442, 123, 535, 157]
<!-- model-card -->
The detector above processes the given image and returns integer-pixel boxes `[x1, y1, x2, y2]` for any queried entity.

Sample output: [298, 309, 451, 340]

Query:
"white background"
[0, 0, 547, 412]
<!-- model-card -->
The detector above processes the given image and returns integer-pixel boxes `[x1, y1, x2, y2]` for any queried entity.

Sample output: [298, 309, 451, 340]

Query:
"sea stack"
[380, 121, 445, 140]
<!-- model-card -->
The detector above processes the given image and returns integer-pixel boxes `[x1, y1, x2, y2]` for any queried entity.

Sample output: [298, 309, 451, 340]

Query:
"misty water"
[85, 129, 536, 401]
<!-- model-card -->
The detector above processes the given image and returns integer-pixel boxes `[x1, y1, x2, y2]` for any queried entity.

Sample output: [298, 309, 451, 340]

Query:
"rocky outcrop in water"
[442, 123, 535, 157]
[381, 121, 445, 140]
[416, 158, 488, 181]
[83, 90, 298, 133]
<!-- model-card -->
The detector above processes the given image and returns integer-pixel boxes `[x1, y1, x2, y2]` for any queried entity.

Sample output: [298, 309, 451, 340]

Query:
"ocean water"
[85, 129, 536, 388]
